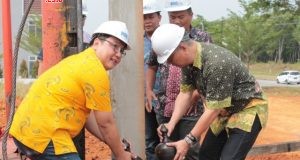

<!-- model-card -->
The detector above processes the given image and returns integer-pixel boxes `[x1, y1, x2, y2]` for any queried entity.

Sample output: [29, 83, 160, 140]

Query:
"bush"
[0, 65, 3, 78]
[19, 59, 28, 78]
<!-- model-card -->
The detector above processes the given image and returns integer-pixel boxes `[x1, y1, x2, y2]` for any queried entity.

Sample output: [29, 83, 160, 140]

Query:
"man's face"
[143, 12, 161, 33]
[168, 10, 193, 31]
[167, 44, 190, 68]
[94, 37, 125, 70]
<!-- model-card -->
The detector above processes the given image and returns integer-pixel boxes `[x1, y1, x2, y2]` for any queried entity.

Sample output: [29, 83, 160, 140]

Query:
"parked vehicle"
[276, 70, 300, 84]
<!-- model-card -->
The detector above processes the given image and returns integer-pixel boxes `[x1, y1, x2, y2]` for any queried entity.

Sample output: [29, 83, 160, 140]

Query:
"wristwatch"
[184, 133, 198, 146]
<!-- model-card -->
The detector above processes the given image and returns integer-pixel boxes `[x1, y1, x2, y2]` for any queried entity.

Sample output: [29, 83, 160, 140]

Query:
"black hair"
[88, 33, 128, 49]
[89, 33, 110, 46]
[187, 8, 193, 15]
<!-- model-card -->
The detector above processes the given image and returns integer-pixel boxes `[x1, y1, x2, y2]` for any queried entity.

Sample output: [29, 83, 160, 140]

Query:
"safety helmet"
[143, 0, 161, 14]
[165, 0, 191, 12]
[93, 21, 131, 50]
[82, 0, 88, 16]
[151, 24, 185, 63]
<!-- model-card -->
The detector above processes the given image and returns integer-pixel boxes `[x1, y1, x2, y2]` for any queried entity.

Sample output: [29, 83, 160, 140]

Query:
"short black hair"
[89, 33, 110, 46]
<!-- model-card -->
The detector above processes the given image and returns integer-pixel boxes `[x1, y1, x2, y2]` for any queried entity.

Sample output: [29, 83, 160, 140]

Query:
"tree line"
[192, 0, 300, 66]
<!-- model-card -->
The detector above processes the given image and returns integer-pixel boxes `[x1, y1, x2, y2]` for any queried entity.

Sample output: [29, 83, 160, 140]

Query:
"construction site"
[1, 0, 300, 159]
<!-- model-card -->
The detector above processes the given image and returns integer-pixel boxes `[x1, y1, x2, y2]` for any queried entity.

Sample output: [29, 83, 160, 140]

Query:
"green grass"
[263, 87, 300, 96]
[249, 62, 300, 80]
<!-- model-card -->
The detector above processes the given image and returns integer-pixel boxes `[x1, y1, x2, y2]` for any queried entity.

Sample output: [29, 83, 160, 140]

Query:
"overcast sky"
[84, 0, 243, 34]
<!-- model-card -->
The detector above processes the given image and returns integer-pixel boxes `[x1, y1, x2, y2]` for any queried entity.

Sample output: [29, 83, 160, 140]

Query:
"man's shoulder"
[190, 27, 213, 43]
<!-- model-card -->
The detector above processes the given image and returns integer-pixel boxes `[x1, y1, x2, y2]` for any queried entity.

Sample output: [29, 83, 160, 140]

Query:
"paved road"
[257, 79, 300, 87]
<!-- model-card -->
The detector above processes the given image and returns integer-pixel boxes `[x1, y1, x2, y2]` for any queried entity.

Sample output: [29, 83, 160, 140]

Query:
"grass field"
[249, 62, 300, 80]
[263, 87, 300, 96]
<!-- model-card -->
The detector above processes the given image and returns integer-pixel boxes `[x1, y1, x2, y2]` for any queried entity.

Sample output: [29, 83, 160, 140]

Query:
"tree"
[0, 65, 3, 78]
[293, 16, 300, 62]
[19, 59, 29, 78]
[20, 14, 42, 55]
[30, 60, 39, 78]
[192, 0, 299, 64]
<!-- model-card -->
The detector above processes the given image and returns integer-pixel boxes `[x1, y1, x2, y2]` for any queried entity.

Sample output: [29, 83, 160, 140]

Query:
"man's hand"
[157, 123, 174, 141]
[114, 151, 132, 160]
[167, 140, 189, 160]
[145, 90, 157, 113]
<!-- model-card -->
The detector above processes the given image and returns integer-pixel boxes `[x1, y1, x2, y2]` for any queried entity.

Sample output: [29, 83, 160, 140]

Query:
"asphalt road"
[257, 79, 300, 87]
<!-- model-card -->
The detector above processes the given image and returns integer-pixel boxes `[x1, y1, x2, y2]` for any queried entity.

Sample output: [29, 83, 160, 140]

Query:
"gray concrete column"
[108, 0, 145, 158]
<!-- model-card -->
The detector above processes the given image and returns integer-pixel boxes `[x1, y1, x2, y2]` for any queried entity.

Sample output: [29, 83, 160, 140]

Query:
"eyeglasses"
[102, 39, 126, 57]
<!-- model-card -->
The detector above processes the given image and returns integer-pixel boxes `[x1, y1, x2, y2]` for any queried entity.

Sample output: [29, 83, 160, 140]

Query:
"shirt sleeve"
[80, 62, 112, 112]
[147, 50, 159, 66]
[180, 65, 195, 93]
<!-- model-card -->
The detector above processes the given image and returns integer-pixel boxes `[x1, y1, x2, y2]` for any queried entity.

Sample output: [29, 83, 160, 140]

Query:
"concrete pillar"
[108, 0, 145, 158]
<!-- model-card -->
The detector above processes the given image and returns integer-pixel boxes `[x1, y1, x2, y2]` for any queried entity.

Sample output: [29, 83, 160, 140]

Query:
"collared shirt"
[144, 33, 160, 94]
[10, 48, 112, 155]
[148, 27, 212, 118]
[181, 42, 268, 135]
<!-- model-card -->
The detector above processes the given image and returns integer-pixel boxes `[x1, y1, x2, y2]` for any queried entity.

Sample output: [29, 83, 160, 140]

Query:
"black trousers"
[199, 115, 262, 160]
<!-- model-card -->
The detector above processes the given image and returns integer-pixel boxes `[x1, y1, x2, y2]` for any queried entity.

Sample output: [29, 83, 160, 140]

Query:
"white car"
[276, 70, 300, 84]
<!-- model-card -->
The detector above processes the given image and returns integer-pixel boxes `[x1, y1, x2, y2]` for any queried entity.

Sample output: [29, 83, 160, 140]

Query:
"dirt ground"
[1, 96, 300, 160]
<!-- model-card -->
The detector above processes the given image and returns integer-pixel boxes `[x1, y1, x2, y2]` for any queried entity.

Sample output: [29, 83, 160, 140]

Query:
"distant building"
[0, 0, 41, 78]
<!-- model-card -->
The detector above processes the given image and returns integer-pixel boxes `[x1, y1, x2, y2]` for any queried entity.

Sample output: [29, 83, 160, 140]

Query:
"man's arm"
[165, 91, 193, 136]
[85, 110, 103, 140]
[189, 108, 220, 139]
[145, 65, 158, 112]
[93, 110, 130, 159]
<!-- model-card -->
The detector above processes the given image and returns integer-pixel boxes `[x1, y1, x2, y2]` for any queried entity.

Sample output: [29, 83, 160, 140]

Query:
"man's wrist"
[184, 133, 199, 146]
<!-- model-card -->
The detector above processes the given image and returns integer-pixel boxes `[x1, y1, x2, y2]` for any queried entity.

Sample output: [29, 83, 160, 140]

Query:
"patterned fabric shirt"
[148, 26, 212, 118]
[144, 33, 160, 94]
[10, 48, 112, 155]
[181, 42, 268, 135]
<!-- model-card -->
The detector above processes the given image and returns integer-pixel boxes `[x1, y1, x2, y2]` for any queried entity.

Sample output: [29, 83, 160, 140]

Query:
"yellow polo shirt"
[10, 48, 111, 155]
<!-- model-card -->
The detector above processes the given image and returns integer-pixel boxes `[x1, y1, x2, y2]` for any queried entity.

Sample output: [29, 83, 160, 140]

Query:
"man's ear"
[93, 37, 101, 46]
[179, 43, 188, 54]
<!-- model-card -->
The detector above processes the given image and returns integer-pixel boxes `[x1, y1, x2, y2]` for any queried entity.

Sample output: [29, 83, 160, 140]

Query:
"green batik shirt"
[180, 42, 268, 135]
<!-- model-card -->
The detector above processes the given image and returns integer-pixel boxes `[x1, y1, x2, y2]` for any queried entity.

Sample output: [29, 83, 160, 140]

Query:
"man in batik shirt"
[146, 0, 212, 159]
[151, 24, 268, 160]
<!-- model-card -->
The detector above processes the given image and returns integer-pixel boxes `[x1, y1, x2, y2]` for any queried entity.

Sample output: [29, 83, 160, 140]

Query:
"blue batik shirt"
[144, 33, 160, 99]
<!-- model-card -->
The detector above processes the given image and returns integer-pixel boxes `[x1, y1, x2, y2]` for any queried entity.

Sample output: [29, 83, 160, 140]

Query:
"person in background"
[152, 24, 268, 160]
[146, 0, 212, 159]
[143, 0, 162, 159]
[10, 21, 133, 160]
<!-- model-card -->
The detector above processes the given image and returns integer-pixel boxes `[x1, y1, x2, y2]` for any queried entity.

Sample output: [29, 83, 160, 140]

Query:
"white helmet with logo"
[82, 0, 88, 16]
[93, 21, 131, 49]
[151, 24, 185, 63]
[165, 0, 191, 12]
[143, 0, 161, 14]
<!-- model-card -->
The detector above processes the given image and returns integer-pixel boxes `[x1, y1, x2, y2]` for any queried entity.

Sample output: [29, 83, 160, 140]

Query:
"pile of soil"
[83, 96, 300, 159]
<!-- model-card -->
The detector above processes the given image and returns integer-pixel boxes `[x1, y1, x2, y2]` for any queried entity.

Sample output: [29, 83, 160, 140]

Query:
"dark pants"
[13, 138, 81, 160]
[145, 109, 160, 160]
[199, 115, 262, 160]
[156, 114, 200, 160]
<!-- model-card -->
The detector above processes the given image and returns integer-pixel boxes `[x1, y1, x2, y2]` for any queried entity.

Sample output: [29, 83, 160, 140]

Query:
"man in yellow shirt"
[10, 21, 132, 160]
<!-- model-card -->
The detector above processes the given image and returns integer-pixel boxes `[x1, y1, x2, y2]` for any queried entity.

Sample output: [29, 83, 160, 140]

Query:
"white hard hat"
[151, 24, 185, 63]
[93, 21, 131, 49]
[82, 0, 88, 15]
[165, 0, 191, 12]
[143, 0, 161, 14]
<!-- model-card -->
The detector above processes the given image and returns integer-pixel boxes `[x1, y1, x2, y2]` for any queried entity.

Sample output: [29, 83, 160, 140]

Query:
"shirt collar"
[193, 42, 202, 69]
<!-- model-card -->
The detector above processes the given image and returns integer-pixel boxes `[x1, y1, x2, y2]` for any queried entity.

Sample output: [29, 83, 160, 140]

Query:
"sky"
[84, 0, 243, 34]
